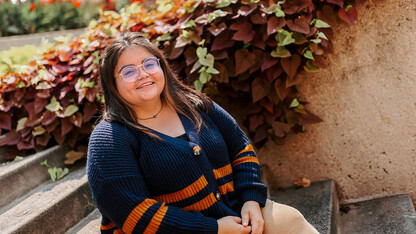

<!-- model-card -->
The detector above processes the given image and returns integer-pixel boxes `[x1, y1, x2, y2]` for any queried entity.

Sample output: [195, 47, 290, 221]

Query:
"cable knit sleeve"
[87, 121, 218, 234]
[207, 102, 267, 207]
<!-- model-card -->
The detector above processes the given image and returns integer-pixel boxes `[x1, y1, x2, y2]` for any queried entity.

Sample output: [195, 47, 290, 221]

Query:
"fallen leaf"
[293, 177, 311, 187]
[64, 150, 86, 165]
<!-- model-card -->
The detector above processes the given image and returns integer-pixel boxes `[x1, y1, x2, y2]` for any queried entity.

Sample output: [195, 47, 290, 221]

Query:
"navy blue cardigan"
[87, 102, 267, 233]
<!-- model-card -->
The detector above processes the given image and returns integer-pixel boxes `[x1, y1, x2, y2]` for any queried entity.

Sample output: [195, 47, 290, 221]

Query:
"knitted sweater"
[87, 102, 267, 234]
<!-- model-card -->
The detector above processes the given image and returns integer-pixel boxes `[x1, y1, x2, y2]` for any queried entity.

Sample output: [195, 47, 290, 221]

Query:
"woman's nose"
[138, 66, 150, 79]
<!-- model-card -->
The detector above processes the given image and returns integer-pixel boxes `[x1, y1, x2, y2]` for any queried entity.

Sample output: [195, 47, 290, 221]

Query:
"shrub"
[0, 0, 364, 160]
[0, 0, 99, 36]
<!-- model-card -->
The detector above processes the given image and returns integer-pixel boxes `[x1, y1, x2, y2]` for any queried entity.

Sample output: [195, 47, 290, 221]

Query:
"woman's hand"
[217, 216, 251, 234]
[241, 201, 264, 234]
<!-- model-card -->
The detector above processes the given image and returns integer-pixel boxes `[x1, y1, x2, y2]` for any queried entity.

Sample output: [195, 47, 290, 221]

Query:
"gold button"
[216, 191, 221, 200]
[193, 146, 201, 156]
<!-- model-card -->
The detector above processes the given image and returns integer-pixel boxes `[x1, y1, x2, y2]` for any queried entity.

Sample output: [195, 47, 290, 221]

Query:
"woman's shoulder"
[90, 120, 139, 144]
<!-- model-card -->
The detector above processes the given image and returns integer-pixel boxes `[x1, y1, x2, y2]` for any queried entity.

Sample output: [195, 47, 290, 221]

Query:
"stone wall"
[258, 0, 416, 204]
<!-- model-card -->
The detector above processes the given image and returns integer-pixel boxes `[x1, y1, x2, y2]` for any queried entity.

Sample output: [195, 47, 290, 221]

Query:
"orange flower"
[73, 0, 80, 7]
[48, 0, 54, 3]
[131, 0, 143, 3]
[30, 2, 36, 11]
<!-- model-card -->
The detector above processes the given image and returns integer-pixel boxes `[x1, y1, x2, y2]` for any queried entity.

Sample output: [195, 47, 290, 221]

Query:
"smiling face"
[114, 46, 165, 109]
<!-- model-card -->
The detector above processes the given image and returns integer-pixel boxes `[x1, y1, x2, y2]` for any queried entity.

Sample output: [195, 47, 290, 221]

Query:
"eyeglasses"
[117, 57, 160, 82]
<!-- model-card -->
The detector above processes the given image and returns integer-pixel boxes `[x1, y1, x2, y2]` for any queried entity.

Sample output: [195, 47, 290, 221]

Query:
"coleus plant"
[0, 0, 364, 160]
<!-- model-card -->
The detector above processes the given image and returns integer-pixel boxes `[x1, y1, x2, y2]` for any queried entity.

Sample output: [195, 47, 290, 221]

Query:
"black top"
[175, 133, 189, 141]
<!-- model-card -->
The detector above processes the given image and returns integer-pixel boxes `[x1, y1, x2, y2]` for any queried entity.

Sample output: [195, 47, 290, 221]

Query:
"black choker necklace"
[137, 103, 163, 120]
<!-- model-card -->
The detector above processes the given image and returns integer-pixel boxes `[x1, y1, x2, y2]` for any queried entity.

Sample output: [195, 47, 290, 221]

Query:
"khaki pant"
[262, 199, 319, 234]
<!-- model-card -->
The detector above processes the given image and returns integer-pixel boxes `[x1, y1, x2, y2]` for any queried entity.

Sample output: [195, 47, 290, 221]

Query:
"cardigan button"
[216, 191, 221, 200]
[193, 146, 201, 156]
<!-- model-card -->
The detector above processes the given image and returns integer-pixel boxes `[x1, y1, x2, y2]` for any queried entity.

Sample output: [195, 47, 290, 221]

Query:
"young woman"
[87, 32, 318, 234]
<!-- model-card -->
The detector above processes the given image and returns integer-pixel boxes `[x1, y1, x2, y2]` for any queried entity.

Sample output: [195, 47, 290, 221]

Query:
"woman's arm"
[206, 102, 267, 206]
[87, 121, 218, 234]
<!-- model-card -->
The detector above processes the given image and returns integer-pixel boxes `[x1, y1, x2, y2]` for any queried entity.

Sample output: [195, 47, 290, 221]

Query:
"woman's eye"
[124, 70, 135, 76]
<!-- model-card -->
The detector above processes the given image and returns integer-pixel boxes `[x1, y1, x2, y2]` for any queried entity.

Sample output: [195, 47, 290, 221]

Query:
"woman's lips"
[137, 81, 154, 89]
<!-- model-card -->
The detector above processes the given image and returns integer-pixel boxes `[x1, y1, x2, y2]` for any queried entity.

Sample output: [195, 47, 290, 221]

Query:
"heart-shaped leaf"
[338, 6, 358, 26]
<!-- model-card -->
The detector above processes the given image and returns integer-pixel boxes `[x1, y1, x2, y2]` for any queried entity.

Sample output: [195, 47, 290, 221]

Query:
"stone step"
[269, 180, 338, 234]
[0, 145, 69, 209]
[66, 208, 101, 234]
[339, 194, 416, 233]
[0, 166, 95, 233]
[67, 180, 338, 233]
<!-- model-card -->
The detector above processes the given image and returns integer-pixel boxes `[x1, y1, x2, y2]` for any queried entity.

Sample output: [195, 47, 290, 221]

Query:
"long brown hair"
[99, 32, 212, 135]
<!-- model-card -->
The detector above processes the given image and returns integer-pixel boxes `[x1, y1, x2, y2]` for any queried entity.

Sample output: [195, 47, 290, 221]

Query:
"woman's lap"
[262, 199, 320, 234]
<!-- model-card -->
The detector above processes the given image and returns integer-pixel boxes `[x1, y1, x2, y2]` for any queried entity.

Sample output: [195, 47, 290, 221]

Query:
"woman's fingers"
[241, 208, 249, 227]
[250, 215, 264, 234]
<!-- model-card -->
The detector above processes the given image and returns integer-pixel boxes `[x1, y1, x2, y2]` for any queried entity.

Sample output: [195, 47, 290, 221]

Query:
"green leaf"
[271, 46, 291, 58]
[81, 81, 96, 88]
[198, 66, 207, 73]
[32, 126, 46, 136]
[56, 167, 69, 180]
[13, 156, 24, 162]
[310, 39, 321, 44]
[45, 97, 63, 112]
[93, 51, 100, 65]
[191, 61, 202, 73]
[314, 19, 331, 28]
[16, 117, 28, 132]
[317, 32, 328, 40]
[216, 0, 231, 8]
[345, 4, 353, 11]
[156, 33, 172, 41]
[199, 54, 215, 67]
[181, 30, 190, 39]
[276, 29, 295, 47]
[275, 8, 285, 18]
[289, 98, 299, 108]
[199, 71, 208, 84]
[41, 160, 49, 167]
[194, 80, 204, 91]
[304, 60, 320, 72]
[304, 50, 315, 60]
[208, 9, 228, 23]
[196, 47, 208, 59]
[206, 67, 220, 74]
[181, 20, 196, 29]
[198, 39, 206, 46]
[64, 105, 79, 117]
[48, 167, 57, 181]
[38, 69, 47, 80]
[36, 82, 52, 90]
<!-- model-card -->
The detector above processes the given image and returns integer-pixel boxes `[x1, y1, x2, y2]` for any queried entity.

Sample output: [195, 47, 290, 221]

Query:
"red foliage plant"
[0, 0, 364, 160]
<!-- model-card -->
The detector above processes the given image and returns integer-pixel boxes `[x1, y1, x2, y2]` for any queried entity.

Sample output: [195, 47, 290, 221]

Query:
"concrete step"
[68, 180, 338, 234]
[0, 145, 69, 209]
[339, 194, 416, 233]
[269, 180, 338, 234]
[0, 165, 95, 233]
[66, 208, 101, 234]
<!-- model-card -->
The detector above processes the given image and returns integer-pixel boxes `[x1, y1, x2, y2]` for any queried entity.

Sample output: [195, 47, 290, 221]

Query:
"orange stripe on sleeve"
[219, 181, 234, 195]
[235, 144, 255, 159]
[212, 164, 232, 179]
[113, 229, 124, 234]
[122, 199, 157, 234]
[143, 204, 168, 234]
[182, 193, 217, 211]
[100, 222, 115, 230]
[231, 156, 259, 167]
[153, 176, 208, 204]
